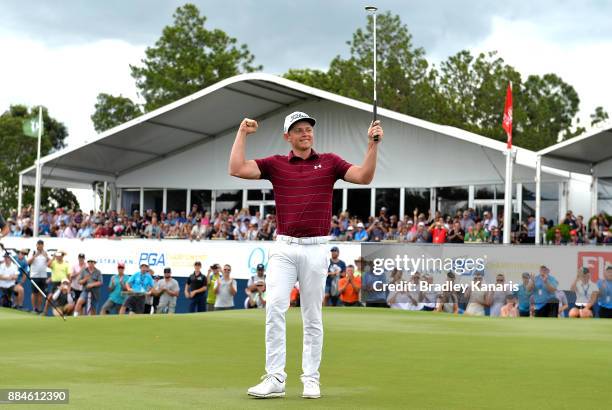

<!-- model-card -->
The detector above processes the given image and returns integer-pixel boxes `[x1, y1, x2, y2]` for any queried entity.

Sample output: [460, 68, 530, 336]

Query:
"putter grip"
[373, 101, 379, 142]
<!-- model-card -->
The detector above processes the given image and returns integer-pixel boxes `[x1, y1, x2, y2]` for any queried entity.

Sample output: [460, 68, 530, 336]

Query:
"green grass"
[1, 307, 611, 409]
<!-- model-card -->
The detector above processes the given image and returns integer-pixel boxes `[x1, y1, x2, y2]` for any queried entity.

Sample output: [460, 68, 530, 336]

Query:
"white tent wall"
[116, 99, 566, 190]
[566, 176, 592, 220]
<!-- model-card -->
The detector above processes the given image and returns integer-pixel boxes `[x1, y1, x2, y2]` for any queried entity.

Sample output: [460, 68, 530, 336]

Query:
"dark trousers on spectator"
[207, 303, 215, 312]
[599, 306, 612, 318]
[535, 302, 558, 317]
[189, 293, 207, 313]
[519, 309, 530, 317]
[366, 301, 389, 308]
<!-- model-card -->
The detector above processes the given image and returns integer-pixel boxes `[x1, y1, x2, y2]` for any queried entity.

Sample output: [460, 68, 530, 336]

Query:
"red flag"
[502, 82, 513, 148]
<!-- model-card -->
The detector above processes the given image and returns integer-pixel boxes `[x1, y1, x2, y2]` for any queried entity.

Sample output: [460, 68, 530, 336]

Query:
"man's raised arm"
[344, 120, 384, 185]
[228, 118, 262, 180]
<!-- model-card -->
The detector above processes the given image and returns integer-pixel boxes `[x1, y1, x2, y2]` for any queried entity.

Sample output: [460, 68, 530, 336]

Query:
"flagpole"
[502, 82, 513, 244]
[33, 106, 43, 238]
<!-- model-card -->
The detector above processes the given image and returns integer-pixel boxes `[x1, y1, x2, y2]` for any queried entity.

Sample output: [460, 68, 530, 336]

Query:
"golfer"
[230, 111, 383, 398]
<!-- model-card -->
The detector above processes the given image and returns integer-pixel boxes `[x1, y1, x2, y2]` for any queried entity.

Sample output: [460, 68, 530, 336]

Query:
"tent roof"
[538, 125, 612, 177]
[21, 73, 568, 188]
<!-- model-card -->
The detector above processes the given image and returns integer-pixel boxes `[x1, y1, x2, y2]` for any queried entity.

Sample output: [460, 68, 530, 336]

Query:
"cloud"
[0, 31, 145, 146]
[471, 17, 612, 129]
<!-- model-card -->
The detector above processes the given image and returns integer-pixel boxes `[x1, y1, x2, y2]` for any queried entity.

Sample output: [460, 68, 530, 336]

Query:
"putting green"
[1, 307, 611, 409]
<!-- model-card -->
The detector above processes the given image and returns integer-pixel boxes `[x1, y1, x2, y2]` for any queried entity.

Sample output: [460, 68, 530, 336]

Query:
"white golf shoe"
[301, 377, 321, 399]
[247, 375, 286, 398]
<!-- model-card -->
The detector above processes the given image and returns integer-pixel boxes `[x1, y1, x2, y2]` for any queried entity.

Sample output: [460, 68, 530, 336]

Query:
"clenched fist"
[240, 118, 258, 135]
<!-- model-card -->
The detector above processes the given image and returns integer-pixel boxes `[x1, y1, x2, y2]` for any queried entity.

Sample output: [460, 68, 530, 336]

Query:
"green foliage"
[130, 3, 262, 112]
[545, 223, 571, 243]
[284, 11, 591, 151]
[0, 105, 79, 211]
[590, 106, 610, 127]
[91, 93, 143, 133]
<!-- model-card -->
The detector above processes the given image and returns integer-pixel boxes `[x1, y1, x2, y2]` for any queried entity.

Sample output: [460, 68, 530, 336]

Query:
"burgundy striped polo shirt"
[255, 149, 352, 237]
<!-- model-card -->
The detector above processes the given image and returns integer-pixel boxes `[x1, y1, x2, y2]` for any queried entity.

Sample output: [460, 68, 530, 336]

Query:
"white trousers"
[265, 240, 328, 382]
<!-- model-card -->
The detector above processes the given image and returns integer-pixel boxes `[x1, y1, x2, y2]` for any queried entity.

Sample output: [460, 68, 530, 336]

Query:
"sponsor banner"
[0, 238, 360, 279]
[361, 243, 612, 290]
[2, 237, 608, 285]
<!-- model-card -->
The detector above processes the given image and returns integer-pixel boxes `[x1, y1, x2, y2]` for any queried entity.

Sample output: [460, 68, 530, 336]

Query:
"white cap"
[347, 226, 354, 230]
[357, 222, 365, 228]
[418, 222, 425, 227]
[283, 111, 316, 133]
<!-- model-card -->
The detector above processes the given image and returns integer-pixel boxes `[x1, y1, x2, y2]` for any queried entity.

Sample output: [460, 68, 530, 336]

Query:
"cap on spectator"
[407, 220, 414, 225]
[570, 229, 577, 235]
[283, 111, 316, 133]
[347, 226, 354, 231]
[19, 248, 29, 254]
[354, 256, 366, 263]
[87, 259, 97, 263]
[522, 272, 531, 279]
[56, 250, 66, 256]
[163, 267, 171, 274]
[357, 222, 365, 228]
[78, 253, 85, 259]
[418, 222, 425, 227]
[61, 278, 70, 284]
[381, 207, 387, 211]
[256, 263, 265, 271]
[140, 262, 149, 267]
[117, 262, 125, 268]
[330, 246, 339, 252]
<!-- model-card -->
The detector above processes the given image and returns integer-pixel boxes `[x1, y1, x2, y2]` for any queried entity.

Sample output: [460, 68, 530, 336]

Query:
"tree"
[130, 3, 262, 112]
[0, 105, 79, 211]
[91, 93, 143, 133]
[285, 12, 591, 151]
[590, 106, 610, 127]
[519, 73, 581, 149]
[285, 12, 434, 119]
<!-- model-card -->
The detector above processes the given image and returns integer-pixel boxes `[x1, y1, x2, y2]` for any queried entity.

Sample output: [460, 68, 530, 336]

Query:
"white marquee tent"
[19, 73, 575, 219]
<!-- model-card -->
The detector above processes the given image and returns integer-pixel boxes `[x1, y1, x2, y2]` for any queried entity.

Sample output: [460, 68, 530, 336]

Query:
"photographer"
[74, 259, 103, 315]
[27, 240, 50, 314]
[51, 279, 76, 317]
[101, 262, 129, 315]
[245, 280, 266, 309]
[120, 263, 154, 315]
[527, 265, 559, 317]
[569, 267, 598, 318]
[154, 267, 179, 314]
[214, 264, 237, 311]
[0, 254, 18, 307]
[206, 263, 222, 311]
[185, 261, 208, 312]
[43, 250, 70, 315]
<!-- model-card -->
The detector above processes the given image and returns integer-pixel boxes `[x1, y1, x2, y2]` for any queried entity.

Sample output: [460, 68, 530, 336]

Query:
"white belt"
[276, 235, 332, 245]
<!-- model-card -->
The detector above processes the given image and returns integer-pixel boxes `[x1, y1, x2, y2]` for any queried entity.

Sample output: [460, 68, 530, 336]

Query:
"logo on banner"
[578, 251, 612, 281]
[139, 252, 166, 267]
[248, 247, 268, 274]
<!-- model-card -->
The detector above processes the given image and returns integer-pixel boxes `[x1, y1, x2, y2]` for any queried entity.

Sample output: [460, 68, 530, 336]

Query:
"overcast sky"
[1, 0, 611, 147]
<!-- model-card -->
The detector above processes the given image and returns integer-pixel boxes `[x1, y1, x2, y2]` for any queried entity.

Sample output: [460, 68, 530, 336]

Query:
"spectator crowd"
[3, 205, 611, 245]
[1, 243, 610, 319]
